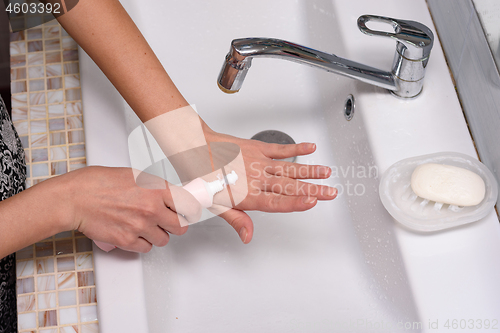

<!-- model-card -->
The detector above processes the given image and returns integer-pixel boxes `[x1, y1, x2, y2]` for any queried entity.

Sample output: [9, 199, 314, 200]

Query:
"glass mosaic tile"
[12, 22, 98, 332]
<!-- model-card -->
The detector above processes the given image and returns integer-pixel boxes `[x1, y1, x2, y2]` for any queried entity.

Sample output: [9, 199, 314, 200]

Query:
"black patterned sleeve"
[0, 95, 27, 333]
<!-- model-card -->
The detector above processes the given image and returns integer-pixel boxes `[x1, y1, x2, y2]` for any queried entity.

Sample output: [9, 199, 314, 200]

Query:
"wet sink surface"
[80, 0, 500, 332]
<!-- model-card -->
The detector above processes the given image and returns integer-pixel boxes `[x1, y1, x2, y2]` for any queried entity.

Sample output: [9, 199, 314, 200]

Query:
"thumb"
[215, 206, 254, 244]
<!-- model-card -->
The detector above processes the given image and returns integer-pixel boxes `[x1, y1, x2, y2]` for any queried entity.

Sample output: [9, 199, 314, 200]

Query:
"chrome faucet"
[217, 15, 434, 98]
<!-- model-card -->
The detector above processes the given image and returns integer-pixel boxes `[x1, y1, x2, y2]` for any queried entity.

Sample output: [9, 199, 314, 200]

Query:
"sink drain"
[251, 130, 297, 163]
[344, 94, 355, 121]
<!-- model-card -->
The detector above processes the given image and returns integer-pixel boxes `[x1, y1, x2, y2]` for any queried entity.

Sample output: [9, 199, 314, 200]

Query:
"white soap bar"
[411, 163, 485, 206]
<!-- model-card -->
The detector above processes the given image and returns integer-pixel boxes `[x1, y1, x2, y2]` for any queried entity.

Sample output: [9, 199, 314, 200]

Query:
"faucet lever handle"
[357, 15, 434, 60]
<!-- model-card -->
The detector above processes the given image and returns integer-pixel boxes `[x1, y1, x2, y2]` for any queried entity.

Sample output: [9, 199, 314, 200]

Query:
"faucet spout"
[217, 38, 397, 94]
[217, 15, 434, 98]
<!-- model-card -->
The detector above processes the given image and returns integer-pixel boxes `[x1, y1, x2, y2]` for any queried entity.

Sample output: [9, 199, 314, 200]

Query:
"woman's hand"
[60, 166, 202, 253]
[203, 127, 337, 244]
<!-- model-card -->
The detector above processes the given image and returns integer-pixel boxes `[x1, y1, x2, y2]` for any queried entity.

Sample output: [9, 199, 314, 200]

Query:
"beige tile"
[46, 51, 62, 64]
[30, 92, 46, 105]
[28, 52, 44, 66]
[11, 80, 27, 93]
[63, 50, 79, 62]
[29, 79, 45, 92]
[37, 258, 55, 274]
[69, 144, 85, 158]
[12, 107, 28, 122]
[56, 239, 74, 255]
[49, 118, 65, 131]
[17, 246, 34, 260]
[12, 93, 28, 108]
[44, 26, 60, 39]
[47, 77, 63, 90]
[57, 256, 75, 272]
[18, 312, 37, 330]
[39, 309, 58, 327]
[79, 305, 98, 323]
[75, 238, 92, 253]
[38, 292, 57, 310]
[16, 260, 34, 277]
[31, 148, 48, 162]
[37, 275, 56, 291]
[14, 121, 29, 137]
[47, 90, 64, 104]
[76, 254, 93, 270]
[59, 307, 78, 325]
[45, 38, 61, 51]
[10, 31, 25, 42]
[51, 161, 68, 175]
[67, 115, 83, 129]
[46, 64, 63, 77]
[31, 119, 48, 134]
[17, 294, 36, 312]
[64, 62, 80, 75]
[58, 272, 76, 289]
[62, 37, 78, 50]
[36, 242, 54, 257]
[50, 146, 67, 160]
[28, 40, 43, 53]
[30, 105, 47, 119]
[50, 132, 66, 145]
[29, 65, 45, 79]
[27, 28, 43, 40]
[31, 133, 48, 147]
[58, 289, 77, 307]
[10, 54, 26, 67]
[79, 288, 97, 304]
[48, 104, 64, 117]
[81, 323, 99, 333]
[11, 67, 27, 80]
[17, 277, 35, 294]
[77, 271, 94, 287]
[64, 74, 80, 89]
[68, 130, 84, 144]
[66, 101, 82, 115]
[60, 325, 79, 333]
[65, 88, 81, 102]
[10, 41, 26, 55]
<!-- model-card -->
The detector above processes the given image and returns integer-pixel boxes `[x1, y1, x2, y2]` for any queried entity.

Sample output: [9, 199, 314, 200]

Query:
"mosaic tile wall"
[10, 20, 100, 333]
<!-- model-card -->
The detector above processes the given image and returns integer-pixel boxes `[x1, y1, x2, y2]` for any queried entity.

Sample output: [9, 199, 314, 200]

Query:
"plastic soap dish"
[379, 152, 498, 232]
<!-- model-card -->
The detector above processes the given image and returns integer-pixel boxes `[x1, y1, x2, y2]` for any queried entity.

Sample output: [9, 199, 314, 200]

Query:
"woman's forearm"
[0, 178, 71, 258]
[57, 0, 189, 122]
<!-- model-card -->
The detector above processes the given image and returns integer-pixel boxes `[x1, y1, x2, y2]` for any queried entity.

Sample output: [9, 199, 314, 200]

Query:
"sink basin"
[80, 0, 500, 332]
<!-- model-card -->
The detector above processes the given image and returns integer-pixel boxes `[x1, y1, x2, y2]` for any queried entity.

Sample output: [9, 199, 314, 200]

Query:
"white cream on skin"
[182, 171, 238, 208]
[411, 163, 485, 206]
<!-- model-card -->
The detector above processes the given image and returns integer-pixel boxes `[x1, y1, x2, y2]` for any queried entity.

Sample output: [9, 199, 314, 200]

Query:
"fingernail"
[317, 166, 331, 177]
[239, 227, 248, 243]
[309, 143, 316, 150]
[303, 197, 317, 204]
[328, 187, 338, 197]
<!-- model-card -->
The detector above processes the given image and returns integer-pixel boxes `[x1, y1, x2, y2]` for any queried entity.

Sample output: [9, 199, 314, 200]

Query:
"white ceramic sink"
[80, 0, 500, 332]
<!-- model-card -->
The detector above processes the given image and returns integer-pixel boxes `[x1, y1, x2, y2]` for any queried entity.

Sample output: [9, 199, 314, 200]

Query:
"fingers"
[265, 160, 331, 179]
[259, 176, 337, 200]
[241, 192, 318, 213]
[262, 142, 316, 160]
[165, 183, 203, 224]
[217, 207, 254, 244]
[156, 209, 189, 235]
[117, 237, 153, 254]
